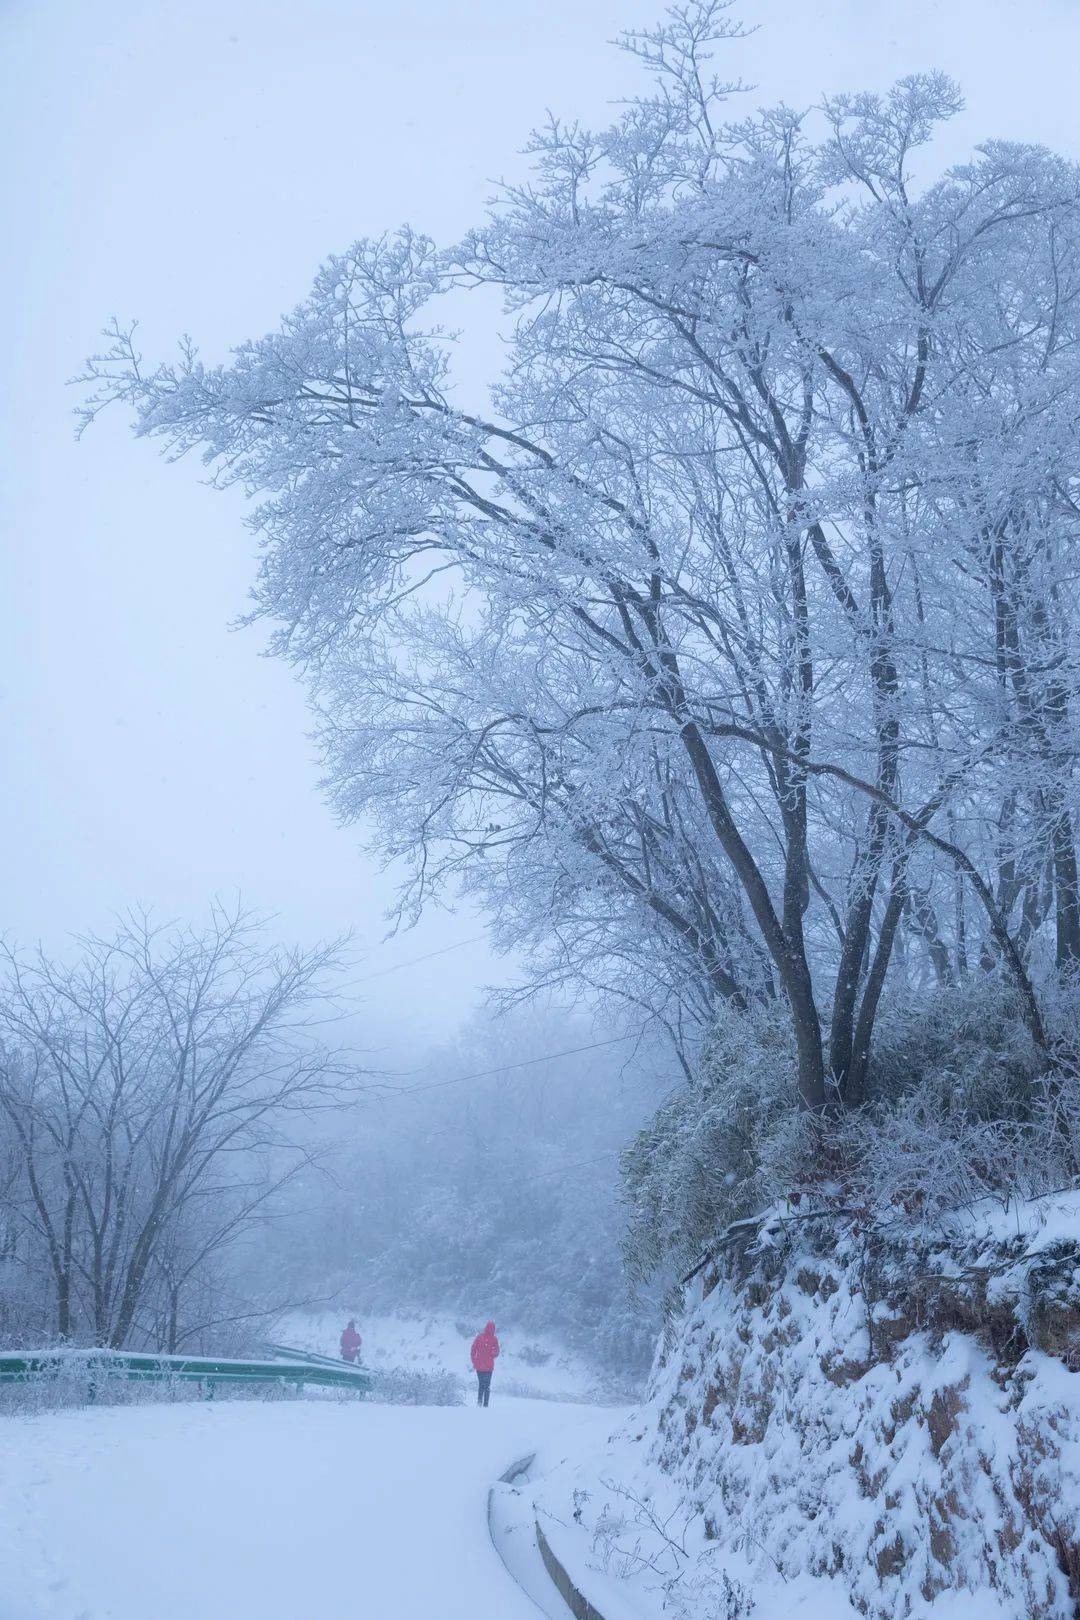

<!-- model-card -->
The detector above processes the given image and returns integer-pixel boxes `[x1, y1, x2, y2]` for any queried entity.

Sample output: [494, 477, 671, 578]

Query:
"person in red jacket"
[470, 1321, 500, 1407]
[340, 1319, 362, 1364]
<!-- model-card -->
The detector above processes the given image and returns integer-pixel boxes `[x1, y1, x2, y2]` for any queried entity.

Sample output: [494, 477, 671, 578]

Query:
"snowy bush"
[0, 1363, 297, 1418]
[516, 1343, 553, 1367]
[622, 1006, 797, 1292]
[366, 1366, 465, 1407]
[624, 984, 1079, 1298]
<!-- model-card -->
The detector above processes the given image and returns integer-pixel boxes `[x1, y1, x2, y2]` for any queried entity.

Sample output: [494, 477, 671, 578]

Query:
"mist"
[4, 3, 1080, 1615]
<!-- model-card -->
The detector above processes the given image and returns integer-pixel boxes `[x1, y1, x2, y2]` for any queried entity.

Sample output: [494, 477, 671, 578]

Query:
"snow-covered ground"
[940, 1185, 1080, 1252]
[0, 1395, 619, 1620]
[276, 1307, 615, 1401]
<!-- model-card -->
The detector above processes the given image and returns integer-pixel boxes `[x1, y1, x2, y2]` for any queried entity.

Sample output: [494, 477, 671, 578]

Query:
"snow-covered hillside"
[522, 1192, 1080, 1619]
[276, 1307, 627, 1402]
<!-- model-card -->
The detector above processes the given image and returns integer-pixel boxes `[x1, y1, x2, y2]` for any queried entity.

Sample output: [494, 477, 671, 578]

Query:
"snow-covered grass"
[276, 1306, 624, 1402]
[0, 1394, 619, 1620]
[939, 1185, 1080, 1254]
[0, 1362, 296, 1418]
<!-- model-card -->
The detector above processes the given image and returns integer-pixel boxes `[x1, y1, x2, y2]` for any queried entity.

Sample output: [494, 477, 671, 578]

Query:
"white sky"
[3, 0, 1079, 1048]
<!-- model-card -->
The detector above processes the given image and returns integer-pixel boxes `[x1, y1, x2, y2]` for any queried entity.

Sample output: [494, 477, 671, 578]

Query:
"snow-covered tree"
[82, 3, 1080, 1127]
[0, 907, 351, 1348]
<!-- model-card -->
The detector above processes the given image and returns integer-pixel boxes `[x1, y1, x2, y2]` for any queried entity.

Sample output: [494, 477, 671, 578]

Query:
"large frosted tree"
[83, 3, 1080, 1119]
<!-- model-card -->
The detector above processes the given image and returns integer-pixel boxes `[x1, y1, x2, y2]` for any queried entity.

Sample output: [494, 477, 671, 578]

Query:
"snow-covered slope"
[525, 1192, 1080, 1619]
[276, 1307, 620, 1401]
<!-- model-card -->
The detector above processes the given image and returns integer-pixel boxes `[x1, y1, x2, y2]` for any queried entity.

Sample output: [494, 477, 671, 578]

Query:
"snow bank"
[526, 1193, 1080, 1618]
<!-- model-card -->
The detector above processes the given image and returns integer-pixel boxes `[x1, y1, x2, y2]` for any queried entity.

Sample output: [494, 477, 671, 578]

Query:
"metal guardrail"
[0, 1346, 373, 1397]
[263, 1341, 358, 1372]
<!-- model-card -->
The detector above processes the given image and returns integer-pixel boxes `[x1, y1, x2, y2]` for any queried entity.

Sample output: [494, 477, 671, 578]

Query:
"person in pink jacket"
[340, 1319, 362, 1364]
[470, 1321, 500, 1407]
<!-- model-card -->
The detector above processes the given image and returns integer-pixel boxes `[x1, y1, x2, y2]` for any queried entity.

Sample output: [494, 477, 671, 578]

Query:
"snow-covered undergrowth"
[277, 1308, 628, 1402]
[529, 1192, 1080, 1619]
[0, 1355, 309, 1418]
[0, 1364, 230, 1418]
[364, 1364, 464, 1406]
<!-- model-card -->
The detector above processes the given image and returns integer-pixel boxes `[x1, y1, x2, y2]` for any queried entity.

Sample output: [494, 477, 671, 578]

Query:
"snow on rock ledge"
[531, 1193, 1080, 1619]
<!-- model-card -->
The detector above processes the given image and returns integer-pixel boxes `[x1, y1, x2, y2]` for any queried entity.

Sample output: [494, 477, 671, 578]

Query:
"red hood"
[484, 1321, 496, 1334]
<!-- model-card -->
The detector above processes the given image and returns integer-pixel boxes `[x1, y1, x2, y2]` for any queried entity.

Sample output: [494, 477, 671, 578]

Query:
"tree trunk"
[1052, 807, 1080, 969]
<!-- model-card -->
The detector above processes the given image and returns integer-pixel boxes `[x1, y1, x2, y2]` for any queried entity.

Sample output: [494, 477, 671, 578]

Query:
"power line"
[386, 1031, 643, 1099]
[342, 935, 486, 990]
[533, 1150, 620, 1181]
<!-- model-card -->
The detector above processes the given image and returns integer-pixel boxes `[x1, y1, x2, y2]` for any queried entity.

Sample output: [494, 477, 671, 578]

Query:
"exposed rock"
[646, 1199, 1079, 1617]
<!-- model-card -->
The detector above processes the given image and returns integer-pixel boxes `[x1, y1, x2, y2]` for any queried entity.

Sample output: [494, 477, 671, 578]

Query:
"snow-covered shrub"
[841, 1093, 1041, 1221]
[1033, 1050, 1080, 1184]
[0, 1363, 298, 1417]
[366, 1366, 464, 1406]
[0, 1360, 106, 1417]
[624, 985, 1077, 1296]
[516, 1342, 553, 1367]
[865, 981, 1045, 1116]
[836, 985, 1079, 1220]
[622, 1007, 797, 1291]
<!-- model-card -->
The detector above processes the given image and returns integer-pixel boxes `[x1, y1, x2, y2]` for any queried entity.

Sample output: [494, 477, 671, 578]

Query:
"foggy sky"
[3, 0, 1079, 1050]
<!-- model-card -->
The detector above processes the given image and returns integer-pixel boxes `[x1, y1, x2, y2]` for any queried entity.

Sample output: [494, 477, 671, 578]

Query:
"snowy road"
[0, 1396, 617, 1620]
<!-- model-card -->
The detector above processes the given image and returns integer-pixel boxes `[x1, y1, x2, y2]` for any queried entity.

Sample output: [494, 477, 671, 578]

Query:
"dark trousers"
[476, 1370, 492, 1407]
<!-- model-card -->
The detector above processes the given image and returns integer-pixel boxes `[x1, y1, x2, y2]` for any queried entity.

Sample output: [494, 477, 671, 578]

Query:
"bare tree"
[0, 906, 354, 1348]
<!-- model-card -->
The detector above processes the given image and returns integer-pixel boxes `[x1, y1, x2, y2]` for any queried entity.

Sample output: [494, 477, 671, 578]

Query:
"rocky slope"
[531, 1193, 1080, 1618]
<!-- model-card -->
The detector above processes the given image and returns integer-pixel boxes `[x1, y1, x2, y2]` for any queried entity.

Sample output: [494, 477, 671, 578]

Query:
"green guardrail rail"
[263, 1341, 359, 1371]
[0, 1345, 374, 1398]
